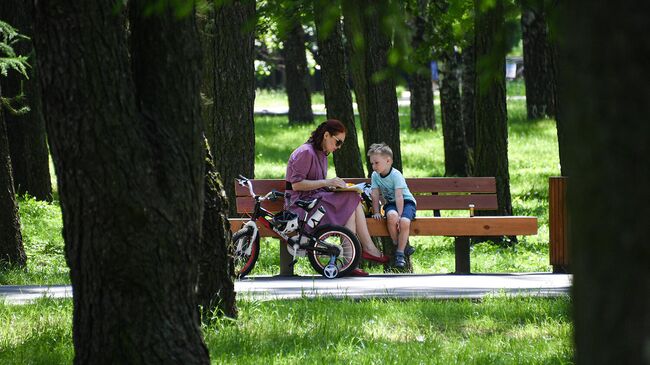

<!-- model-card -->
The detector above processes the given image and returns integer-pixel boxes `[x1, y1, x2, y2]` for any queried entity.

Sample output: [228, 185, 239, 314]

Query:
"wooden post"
[549, 176, 570, 273]
[278, 239, 294, 276]
[454, 237, 471, 274]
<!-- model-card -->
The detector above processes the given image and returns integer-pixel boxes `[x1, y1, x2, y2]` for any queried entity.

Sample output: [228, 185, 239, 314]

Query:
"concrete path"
[1, 273, 570, 304]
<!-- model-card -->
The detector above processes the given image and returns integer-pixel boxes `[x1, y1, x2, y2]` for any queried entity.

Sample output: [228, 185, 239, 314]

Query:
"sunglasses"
[333, 135, 344, 147]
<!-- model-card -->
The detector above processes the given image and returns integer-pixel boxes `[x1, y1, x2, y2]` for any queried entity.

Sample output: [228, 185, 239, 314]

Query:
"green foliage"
[0, 296, 572, 364]
[0, 20, 30, 116]
[0, 20, 29, 78]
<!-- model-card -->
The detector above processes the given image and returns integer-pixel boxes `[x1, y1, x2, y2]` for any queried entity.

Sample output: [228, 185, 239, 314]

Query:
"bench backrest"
[234, 177, 498, 214]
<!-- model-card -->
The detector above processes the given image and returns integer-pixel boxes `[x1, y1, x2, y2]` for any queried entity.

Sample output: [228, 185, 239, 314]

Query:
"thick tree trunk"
[342, 0, 403, 270]
[0, 0, 52, 201]
[208, 0, 256, 215]
[342, 0, 402, 173]
[283, 23, 314, 124]
[313, 1, 365, 178]
[440, 54, 470, 177]
[34, 1, 209, 363]
[0, 89, 26, 268]
[460, 43, 477, 156]
[410, 69, 435, 130]
[559, 1, 650, 363]
[474, 0, 513, 218]
[342, 5, 370, 164]
[521, 0, 556, 119]
[409, 0, 435, 131]
[197, 139, 236, 320]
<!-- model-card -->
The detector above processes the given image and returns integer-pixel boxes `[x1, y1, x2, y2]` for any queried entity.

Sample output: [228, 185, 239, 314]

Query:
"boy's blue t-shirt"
[370, 168, 416, 205]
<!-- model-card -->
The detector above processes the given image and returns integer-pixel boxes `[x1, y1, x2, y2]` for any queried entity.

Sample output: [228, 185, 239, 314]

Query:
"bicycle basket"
[272, 210, 299, 234]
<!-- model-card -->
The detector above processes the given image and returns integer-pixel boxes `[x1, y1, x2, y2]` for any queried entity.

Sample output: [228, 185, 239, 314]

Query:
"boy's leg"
[386, 210, 400, 245]
[397, 218, 411, 252]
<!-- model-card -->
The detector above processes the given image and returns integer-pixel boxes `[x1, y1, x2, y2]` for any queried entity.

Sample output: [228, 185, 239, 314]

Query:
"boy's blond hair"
[367, 143, 393, 158]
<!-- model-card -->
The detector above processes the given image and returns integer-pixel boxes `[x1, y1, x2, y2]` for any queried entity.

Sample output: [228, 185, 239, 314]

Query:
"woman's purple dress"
[285, 143, 361, 227]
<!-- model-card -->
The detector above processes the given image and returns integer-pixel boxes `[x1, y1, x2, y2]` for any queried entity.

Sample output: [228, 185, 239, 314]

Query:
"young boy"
[367, 143, 417, 268]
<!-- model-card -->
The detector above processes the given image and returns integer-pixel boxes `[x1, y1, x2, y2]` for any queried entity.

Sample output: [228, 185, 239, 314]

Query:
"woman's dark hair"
[308, 119, 346, 150]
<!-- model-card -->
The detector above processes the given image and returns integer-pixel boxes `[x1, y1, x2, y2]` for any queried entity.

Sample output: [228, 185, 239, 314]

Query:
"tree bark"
[34, 1, 209, 363]
[409, 0, 435, 131]
[473, 0, 513, 217]
[0, 85, 26, 268]
[342, 0, 402, 173]
[208, 0, 256, 215]
[0, 0, 52, 201]
[460, 42, 477, 156]
[342, 0, 403, 269]
[283, 22, 314, 124]
[410, 70, 435, 130]
[559, 1, 650, 363]
[197, 139, 236, 320]
[313, 0, 365, 178]
[440, 53, 470, 177]
[521, 0, 556, 119]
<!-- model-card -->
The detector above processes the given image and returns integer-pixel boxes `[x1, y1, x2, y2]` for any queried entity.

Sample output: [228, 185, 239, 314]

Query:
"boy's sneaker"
[394, 254, 406, 268]
[405, 244, 416, 257]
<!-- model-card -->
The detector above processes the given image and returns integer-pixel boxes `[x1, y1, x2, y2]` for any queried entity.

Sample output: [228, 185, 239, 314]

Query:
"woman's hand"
[327, 177, 347, 189]
[372, 213, 383, 220]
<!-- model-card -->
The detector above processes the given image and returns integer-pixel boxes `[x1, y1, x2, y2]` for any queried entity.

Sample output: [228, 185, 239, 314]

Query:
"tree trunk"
[342, 0, 402, 173]
[0, 0, 52, 201]
[474, 0, 513, 218]
[559, 1, 650, 363]
[521, 0, 556, 119]
[342, 0, 403, 270]
[0, 85, 26, 268]
[546, 1, 570, 177]
[460, 43, 477, 158]
[440, 53, 470, 177]
[409, 0, 435, 131]
[313, 0, 365, 178]
[342, 4, 370, 165]
[283, 23, 314, 124]
[208, 0, 256, 215]
[34, 1, 209, 363]
[197, 139, 236, 320]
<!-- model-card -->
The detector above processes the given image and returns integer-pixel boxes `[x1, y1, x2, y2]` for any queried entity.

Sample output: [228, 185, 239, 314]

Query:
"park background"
[1, 0, 647, 364]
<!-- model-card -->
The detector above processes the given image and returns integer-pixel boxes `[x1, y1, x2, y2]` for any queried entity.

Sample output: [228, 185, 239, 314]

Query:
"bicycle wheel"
[232, 227, 260, 278]
[307, 225, 361, 278]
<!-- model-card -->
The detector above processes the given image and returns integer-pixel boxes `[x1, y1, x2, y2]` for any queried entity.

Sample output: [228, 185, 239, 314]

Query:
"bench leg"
[454, 237, 471, 274]
[278, 239, 295, 276]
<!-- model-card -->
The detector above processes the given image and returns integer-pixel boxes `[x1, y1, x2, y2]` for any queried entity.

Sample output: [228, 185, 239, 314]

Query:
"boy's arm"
[395, 189, 404, 217]
[371, 188, 382, 219]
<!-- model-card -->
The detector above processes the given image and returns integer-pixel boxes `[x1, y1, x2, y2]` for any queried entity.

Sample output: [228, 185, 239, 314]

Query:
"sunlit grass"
[0, 296, 572, 364]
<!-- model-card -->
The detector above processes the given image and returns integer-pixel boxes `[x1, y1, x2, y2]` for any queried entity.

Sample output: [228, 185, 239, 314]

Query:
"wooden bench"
[228, 177, 538, 274]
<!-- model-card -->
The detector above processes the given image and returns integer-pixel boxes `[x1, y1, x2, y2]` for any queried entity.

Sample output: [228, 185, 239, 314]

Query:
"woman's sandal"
[362, 251, 390, 263]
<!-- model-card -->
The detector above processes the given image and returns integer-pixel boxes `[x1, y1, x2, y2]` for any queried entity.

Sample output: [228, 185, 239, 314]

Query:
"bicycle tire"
[307, 225, 361, 278]
[232, 227, 260, 278]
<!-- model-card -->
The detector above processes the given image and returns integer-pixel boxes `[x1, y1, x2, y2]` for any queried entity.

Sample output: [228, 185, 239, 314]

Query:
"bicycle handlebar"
[236, 176, 285, 202]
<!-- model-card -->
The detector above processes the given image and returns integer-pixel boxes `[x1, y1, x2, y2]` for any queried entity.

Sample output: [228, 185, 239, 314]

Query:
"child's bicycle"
[232, 176, 361, 279]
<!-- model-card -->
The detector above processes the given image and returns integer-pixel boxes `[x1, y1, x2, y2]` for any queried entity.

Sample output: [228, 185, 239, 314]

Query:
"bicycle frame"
[236, 177, 337, 256]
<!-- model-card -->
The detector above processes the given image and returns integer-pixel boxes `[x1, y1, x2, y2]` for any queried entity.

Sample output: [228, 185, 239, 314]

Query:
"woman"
[285, 119, 389, 276]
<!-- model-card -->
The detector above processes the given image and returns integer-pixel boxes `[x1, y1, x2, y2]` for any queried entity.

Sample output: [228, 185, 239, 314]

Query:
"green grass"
[0, 197, 68, 285]
[1, 296, 572, 364]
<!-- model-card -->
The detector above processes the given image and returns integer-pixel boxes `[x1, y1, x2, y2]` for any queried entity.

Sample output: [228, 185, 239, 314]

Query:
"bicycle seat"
[295, 199, 318, 211]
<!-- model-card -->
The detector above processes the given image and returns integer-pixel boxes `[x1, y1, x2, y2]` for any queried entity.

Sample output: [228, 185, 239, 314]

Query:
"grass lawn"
[1, 295, 572, 364]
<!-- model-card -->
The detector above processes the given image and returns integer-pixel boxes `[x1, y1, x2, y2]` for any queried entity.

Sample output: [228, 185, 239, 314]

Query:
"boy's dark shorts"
[384, 200, 417, 221]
